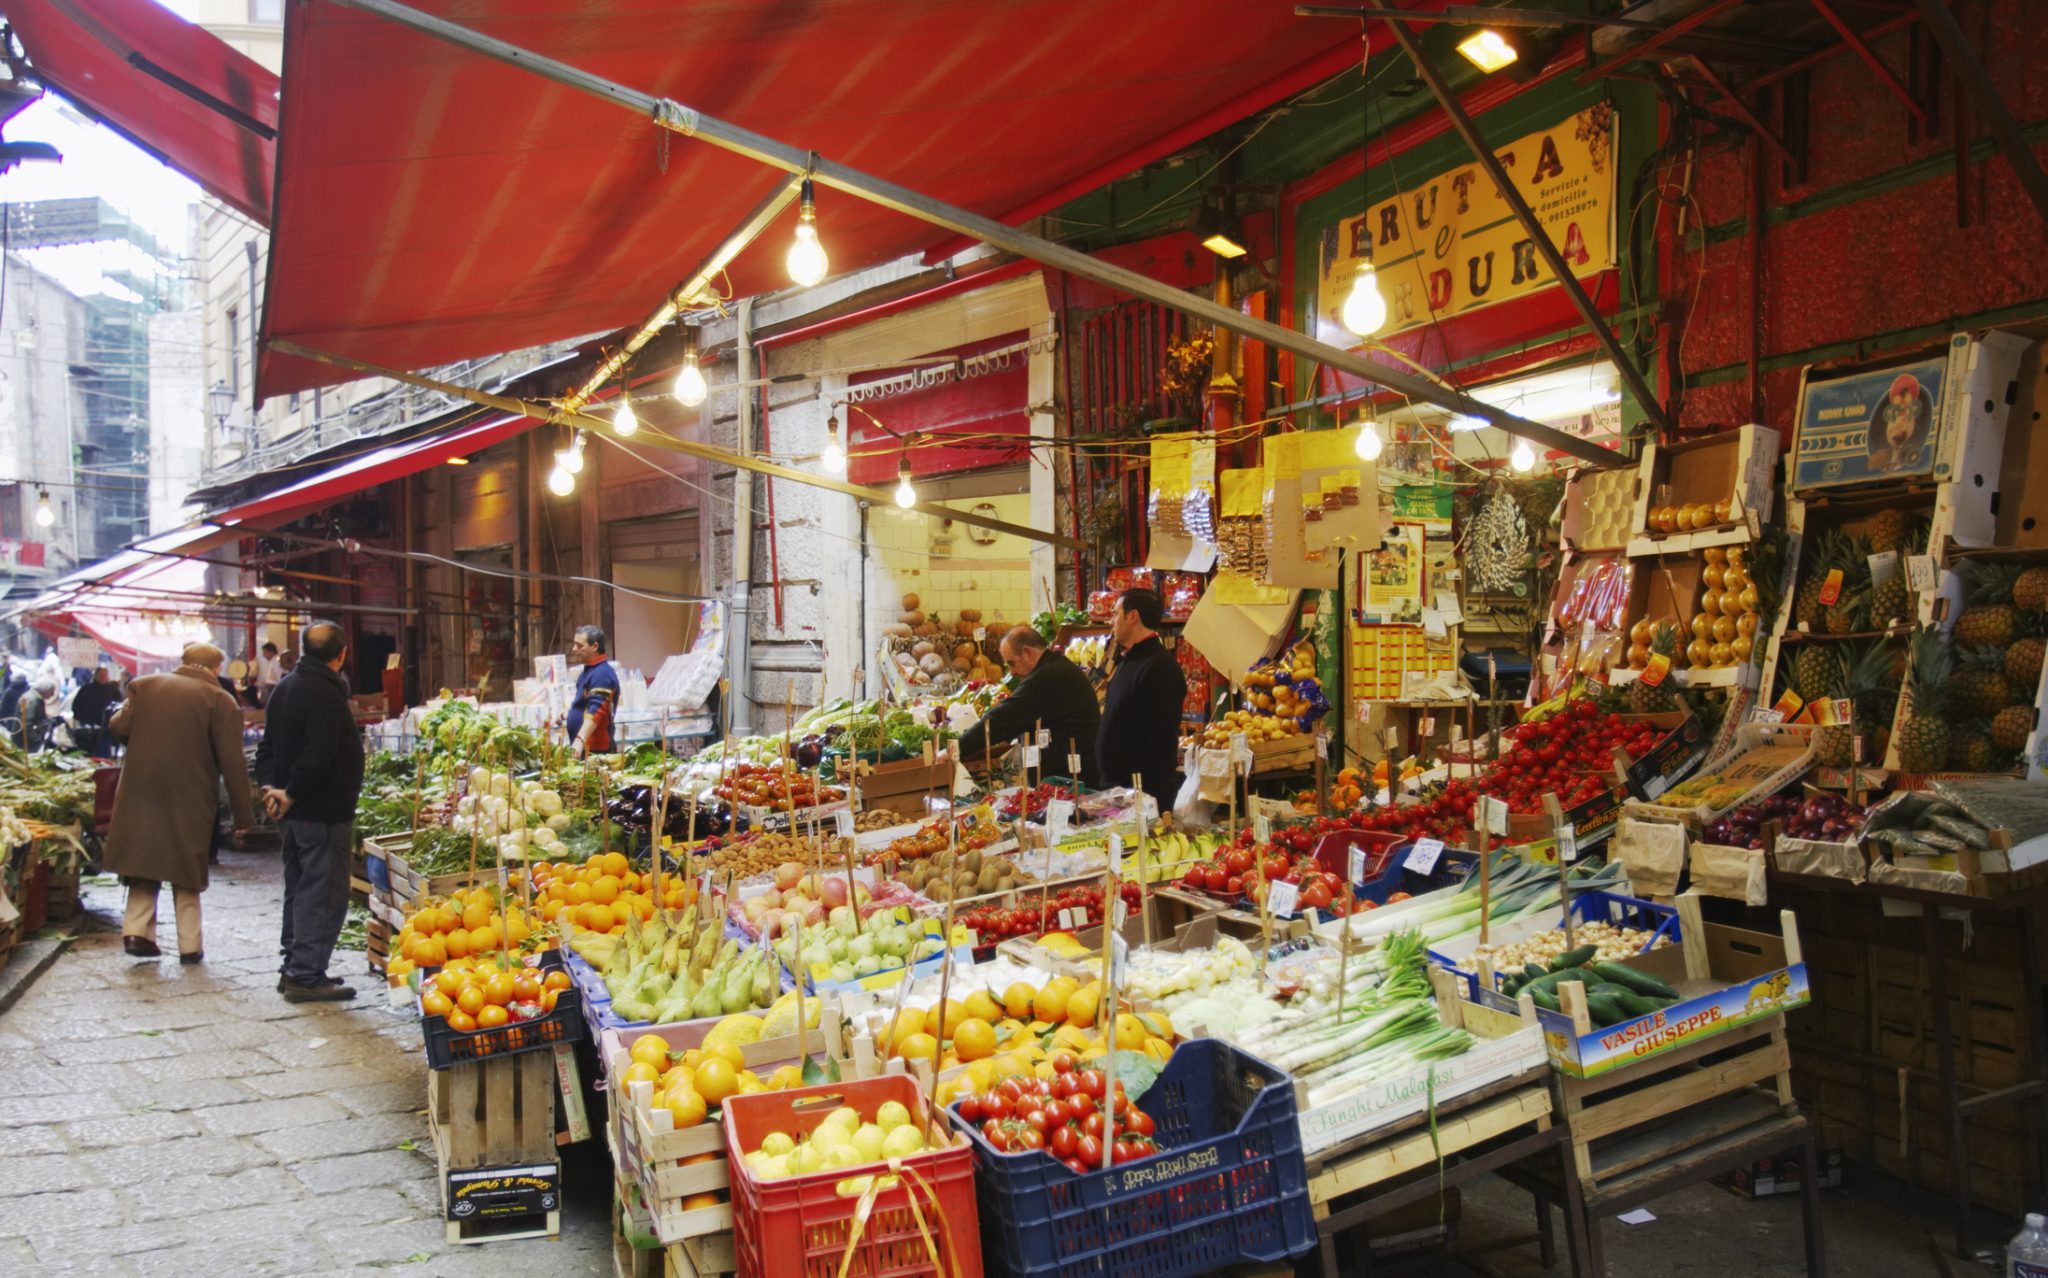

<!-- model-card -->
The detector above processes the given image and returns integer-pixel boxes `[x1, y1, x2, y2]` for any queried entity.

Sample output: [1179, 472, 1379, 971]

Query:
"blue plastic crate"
[948, 1039, 1315, 1278]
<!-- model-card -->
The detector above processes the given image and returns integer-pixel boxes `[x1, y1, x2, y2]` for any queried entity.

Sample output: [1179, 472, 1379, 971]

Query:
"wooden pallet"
[430, 1051, 562, 1245]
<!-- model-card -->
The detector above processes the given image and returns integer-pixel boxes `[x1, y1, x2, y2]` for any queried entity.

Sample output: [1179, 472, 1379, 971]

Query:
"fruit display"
[738, 1097, 933, 1184]
[1198, 707, 1302, 750]
[730, 863, 929, 942]
[616, 1021, 808, 1111]
[1645, 497, 1734, 535]
[770, 910, 948, 986]
[529, 852, 701, 932]
[1896, 625, 1954, 773]
[712, 763, 845, 811]
[1175, 840, 1356, 915]
[957, 881, 1144, 942]
[1706, 790, 1870, 849]
[1473, 701, 1662, 816]
[996, 783, 1074, 821]
[853, 807, 907, 833]
[573, 910, 782, 1025]
[701, 830, 811, 880]
[1804, 639, 1902, 768]
[886, 844, 1029, 904]
[865, 971, 1178, 1089]
[1492, 947, 1682, 1026]
[868, 811, 1005, 864]
[1648, 771, 1752, 813]
[418, 955, 574, 1034]
[954, 1065, 1159, 1174]
[1238, 641, 1331, 730]
[1471, 922, 1669, 974]
[393, 883, 556, 975]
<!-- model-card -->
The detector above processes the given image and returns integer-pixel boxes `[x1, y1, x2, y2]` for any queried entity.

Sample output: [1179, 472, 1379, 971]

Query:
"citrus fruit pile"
[391, 884, 551, 976]
[618, 1013, 808, 1134]
[529, 851, 702, 935]
[418, 959, 572, 1034]
[739, 1100, 929, 1185]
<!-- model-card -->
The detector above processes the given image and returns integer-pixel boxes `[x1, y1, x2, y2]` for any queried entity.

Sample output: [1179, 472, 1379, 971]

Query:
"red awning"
[210, 411, 531, 529]
[259, 0, 1452, 400]
[8, 0, 280, 225]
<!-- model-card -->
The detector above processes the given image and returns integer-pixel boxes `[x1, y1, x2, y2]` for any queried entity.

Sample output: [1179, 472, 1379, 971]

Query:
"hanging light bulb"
[820, 416, 847, 475]
[1354, 419, 1383, 462]
[1510, 439, 1537, 473]
[672, 330, 708, 408]
[547, 465, 575, 497]
[33, 491, 54, 528]
[786, 178, 829, 288]
[893, 453, 917, 509]
[558, 442, 585, 476]
[612, 384, 639, 438]
[1340, 261, 1388, 337]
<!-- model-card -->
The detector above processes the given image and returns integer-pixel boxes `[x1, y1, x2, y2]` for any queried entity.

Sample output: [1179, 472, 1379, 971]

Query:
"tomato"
[1068, 1092, 1097, 1120]
[1112, 1139, 1143, 1164]
[982, 1093, 1013, 1121]
[1077, 1070, 1106, 1099]
[957, 1095, 983, 1123]
[1125, 1109, 1155, 1137]
[983, 1118, 1009, 1149]
[1225, 874, 1244, 895]
[1020, 1127, 1046, 1151]
[1022, 1107, 1050, 1133]
[1041, 1100, 1069, 1127]
[1081, 1112, 1106, 1140]
[1221, 849, 1252, 877]
[997, 1078, 1028, 1101]
[1052, 1053, 1077, 1075]
[1063, 1157, 1089, 1176]
[1076, 1135, 1103, 1166]
[1050, 1124, 1077, 1159]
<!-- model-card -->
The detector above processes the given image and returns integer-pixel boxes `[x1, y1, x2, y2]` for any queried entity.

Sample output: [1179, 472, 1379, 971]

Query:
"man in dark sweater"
[1097, 588, 1188, 816]
[956, 626, 1099, 785]
[254, 621, 366, 1002]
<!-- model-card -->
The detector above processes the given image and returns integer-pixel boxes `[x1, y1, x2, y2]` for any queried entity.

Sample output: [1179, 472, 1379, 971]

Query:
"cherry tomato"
[982, 1094, 1013, 1121]
[1063, 1156, 1089, 1176]
[1052, 1053, 1077, 1075]
[1020, 1127, 1046, 1151]
[1068, 1093, 1097, 1120]
[957, 1095, 983, 1123]
[1051, 1124, 1077, 1159]
[1041, 1100, 1069, 1128]
[1077, 1070, 1106, 1099]
[1126, 1109, 1155, 1138]
[1022, 1108, 1050, 1133]
[1082, 1112, 1106, 1140]
[1076, 1134, 1103, 1166]
[982, 1118, 1008, 1149]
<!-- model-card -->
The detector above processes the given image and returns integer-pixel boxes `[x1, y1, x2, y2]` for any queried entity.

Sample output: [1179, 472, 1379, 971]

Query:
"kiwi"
[996, 874, 1015, 892]
[976, 864, 1000, 894]
[964, 849, 984, 876]
[928, 881, 952, 902]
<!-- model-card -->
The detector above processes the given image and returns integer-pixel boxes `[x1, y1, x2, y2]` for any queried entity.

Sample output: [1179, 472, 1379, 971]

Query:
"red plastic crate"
[1310, 829, 1401, 883]
[723, 1075, 981, 1278]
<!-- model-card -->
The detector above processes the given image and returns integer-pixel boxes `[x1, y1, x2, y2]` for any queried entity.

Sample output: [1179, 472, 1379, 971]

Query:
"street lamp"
[207, 379, 234, 432]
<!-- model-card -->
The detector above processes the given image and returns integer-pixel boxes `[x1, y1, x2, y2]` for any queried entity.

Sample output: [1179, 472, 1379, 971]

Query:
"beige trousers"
[123, 880, 202, 955]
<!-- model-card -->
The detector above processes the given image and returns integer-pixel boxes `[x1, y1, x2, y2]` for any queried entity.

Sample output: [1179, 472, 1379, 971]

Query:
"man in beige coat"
[103, 643, 256, 962]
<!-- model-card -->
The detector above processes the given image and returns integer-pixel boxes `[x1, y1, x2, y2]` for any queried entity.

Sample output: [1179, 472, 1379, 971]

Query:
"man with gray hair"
[254, 621, 365, 1002]
[567, 623, 619, 757]
[102, 643, 254, 962]
[954, 625, 1100, 786]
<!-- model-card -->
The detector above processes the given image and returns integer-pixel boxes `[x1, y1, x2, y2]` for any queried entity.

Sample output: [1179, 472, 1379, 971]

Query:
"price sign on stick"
[1045, 798, 1074, 845]
[1348, 846, 1367, 882]
[1556, 825, 1580, 863]
[834, 809, 854, 839]
[1108, 834, 1124, 876]
[1315, 733, 1329, 760]
[1253, 813, 1272, 844]
[1266, 880, 1300, 917]
[1022, 744, 1041, 769]
[1405, 838, 1445, 875]
[1481, 796, 1510, 836]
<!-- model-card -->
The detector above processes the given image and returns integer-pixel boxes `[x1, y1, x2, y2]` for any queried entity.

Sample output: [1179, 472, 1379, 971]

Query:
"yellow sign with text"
[1317, 106, 1617, 343]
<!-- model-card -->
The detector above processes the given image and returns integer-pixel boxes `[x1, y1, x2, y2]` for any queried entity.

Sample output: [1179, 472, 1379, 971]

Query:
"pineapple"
[1896, 626, 1954, 772]
[2014, 565, 2048, 613]
[1954, 560, 2022, 648]
[1825, 581, 1870, 635]
[1792, 642, 1843, 704]
[2007, 635, 2046, 692]
[1950, 647, 2014, 717]
[1870, 572, 1910, 628]
[1815, 725, 1855, 769]
[1867, 508, 1916, 556]
[1817, 641, 1899, 768]
[1629, 624, 1680, 714]
[1947, 732, 1997, 773]
[1991, 704, 2038, 752]
[1794, 529, 1846, 631]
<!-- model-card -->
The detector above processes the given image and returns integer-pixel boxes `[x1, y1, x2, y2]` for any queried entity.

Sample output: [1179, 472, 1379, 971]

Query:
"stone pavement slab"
[0, 848, 611, 1276]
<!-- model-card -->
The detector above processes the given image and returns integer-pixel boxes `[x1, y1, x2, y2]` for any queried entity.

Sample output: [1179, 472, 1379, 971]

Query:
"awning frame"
[313, 0, 1627, 470]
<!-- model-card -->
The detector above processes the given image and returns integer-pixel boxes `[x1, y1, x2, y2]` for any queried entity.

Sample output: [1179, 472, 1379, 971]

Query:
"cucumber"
[1589, 960, 1678, 1000]
[1531, 986, 1561, 1012]
[1584, 993, 1630, 1027]
[1524, 961, 1549, 982]
[1589, 984, 1662, 1018]
[1551, 944, 1598, 970]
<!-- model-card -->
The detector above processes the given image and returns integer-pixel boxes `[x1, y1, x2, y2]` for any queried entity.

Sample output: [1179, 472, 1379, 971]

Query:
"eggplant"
[794, 735, 825, 769]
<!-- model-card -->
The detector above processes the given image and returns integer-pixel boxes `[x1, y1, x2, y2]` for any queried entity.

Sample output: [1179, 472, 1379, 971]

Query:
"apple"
[774, 862, 805, 892]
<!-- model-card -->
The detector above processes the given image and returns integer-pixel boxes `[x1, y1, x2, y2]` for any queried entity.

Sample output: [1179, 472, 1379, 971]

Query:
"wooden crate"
[429, 1051, 562, 1245]
[44, 867, 79, 924]
[614, 1173, 665, 1278]
[386, 849, 495, 909]
[609, 1043, 734, 1248]
[1249, 734, 1316, 774]
[665, 1231, 736, 1278]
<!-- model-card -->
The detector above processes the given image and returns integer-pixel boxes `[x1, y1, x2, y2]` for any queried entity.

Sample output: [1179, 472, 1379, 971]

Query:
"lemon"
[882, 1124, 925, 1159]
[760, 1131, 796, 1157]
[762, 1153, 791, 1180]
[822, 1144, 860, 1171]
[706, 1012, 765, 1049]
[822, 1105, 862, 1134]
[852, 1123, 887, 1162]
[875, 1100, 912, 1132]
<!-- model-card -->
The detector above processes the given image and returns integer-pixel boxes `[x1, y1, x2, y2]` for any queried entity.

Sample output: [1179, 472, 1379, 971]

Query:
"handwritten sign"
[834, 810, 854, 839]
[1405, 838, 1446, 875]
[1266, 880, 1300, 917]
[1481, 796, 1509, 836]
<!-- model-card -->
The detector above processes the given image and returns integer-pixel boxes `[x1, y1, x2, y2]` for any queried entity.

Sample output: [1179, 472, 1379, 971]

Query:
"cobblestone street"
[0, 846, 610, 1277]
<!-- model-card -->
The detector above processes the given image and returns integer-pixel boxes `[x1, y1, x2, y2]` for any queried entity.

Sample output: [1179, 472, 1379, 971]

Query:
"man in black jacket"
[956, 626, 1099, 785]
[1097, 588, 1188, 816]
[254, 621, 366, 1003]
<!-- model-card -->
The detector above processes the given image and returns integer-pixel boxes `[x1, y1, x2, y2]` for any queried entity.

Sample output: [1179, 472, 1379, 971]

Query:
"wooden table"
[1302, 1068, 1584, 1277]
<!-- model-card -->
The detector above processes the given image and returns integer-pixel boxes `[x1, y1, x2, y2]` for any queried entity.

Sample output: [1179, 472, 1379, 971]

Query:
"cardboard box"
[1716, 1147, 1844, 1199]
[1793, 333, 2025, 499]
[1631, 424, 1780, 554]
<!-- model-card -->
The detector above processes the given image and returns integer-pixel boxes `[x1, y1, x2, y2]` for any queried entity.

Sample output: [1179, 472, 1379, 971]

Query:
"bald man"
[954, 626, 1100, 786]
[102, 642, 255, 963]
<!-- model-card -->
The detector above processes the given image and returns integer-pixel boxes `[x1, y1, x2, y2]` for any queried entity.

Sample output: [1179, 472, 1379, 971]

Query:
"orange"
[455, 986, 486, 1016]
[539, 988, 559, 1012]
[952, 1018, 997, 1062]
[444, 929, 471, 960]
[1031, 983, 1068, 1023]
[433, 970, 467, 997]
[567, 882, 593, 905]
[584, 904, 615, 933]
[1065, 987, 1098, 1029]
[484, 973, 518, 1006]
[591, 875, 621, 906]
[511, 973, 541, 1004]
[468, 924, 501, 954]
[896, 1032, 939, 1062]
[663, 1088, 708, 1129]
[936, 999, 970, 1040]
[630, 1035, 674, 1070]
[703, 1040, 745, 1071]
[621, 1061, 661, 1087]
[414, 938, 447, 967]
[680, 1192, 722, 1210]
[462, 900, 491, 932]
[543, 970, 571, 992]
[421, 990, 454, 1018]
[447, 1010, 478, 1033]
[964, 990, 1002, 1023]
[692, 1059, 738, 1105]
[1003, 982, 1036, 1020]
[476, 1004, 510, 1029]
[602, 851, 631, 878]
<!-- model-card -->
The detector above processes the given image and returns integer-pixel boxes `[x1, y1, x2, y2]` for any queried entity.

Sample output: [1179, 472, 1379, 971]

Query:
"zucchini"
[1589, 983, 1662, 1018]
[1589, 960, 1678, 1000]
[1524, 961, 1549, 982]
[1584, 993, 1630, 1027]
[1531, 986, 1561, 1012]
[1551, 944, 1598, 970]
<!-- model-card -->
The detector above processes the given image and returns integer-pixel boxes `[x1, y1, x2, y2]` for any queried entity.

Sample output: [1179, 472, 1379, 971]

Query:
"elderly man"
[567, 624, 620, 758]
[102, 643, 255, 962]
[255, 621, 366, 1002]
[1097, 587, 1188, 815]
[955, 626, 1099, 786]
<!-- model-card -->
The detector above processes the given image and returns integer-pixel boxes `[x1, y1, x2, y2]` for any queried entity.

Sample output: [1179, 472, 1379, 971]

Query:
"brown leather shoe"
[123, 937, 161, 958]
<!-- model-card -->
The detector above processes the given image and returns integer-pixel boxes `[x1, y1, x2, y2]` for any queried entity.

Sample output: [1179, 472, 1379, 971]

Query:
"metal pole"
[1380, 17, 1673, 437]
[265, 338, 1081, 551]
[730, 297, 757, 738]
[319, 0, 1624, 470]
[1910, 0, 2048, 233]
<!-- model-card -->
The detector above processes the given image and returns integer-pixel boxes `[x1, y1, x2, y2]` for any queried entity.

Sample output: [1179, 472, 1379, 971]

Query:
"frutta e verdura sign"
[1793, 352, 1951, 490]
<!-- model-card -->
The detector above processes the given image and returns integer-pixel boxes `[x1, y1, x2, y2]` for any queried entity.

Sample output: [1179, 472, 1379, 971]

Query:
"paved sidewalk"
[0, 847, 609, 1277]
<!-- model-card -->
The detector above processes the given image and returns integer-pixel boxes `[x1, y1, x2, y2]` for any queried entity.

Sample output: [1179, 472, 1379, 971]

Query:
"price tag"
[1314, 733, 1329, 760]
[922, 740, 935, 765]
[1266, 880, 1300, 917]
[1818, 567, 1845, 607]
[1421, 608, 1447, 639]
[1555, 825, 1580, 862]
[1110, 933, 1129, 986]
[1867, 549, 1901, 584]
[699, 869, 713, 897]
[1832, 697, 1853, 726]
[1750, 707, 1784, 724]
[496, 865, 510, 897]
[1481, 796, 1509, 836]
[974, 626, 988, 642]
[1058, 908, 1077, 931]
[1253, 814, 1272, 844]
[1108, 834, 1124, 875]
[1384, 724, 1400, 752]
[1348, 846, 1367, 882]
[1405, 837, 1445, 875]
[1036, 728, 1052, 749]
[1112, 899, 1128, 928]
[834, 809, 854, 839]
[1022, 744, 1041, 769]
[1229, 731, 1249, 764]
[1419, 715, 1436, 738]
[1907, 554, 1937, 593]
[964, 928, 980, 948]
[1044, 798, 1074, 845]
[1068, 752, 1082, 777]
[1853, 734, 1866, 765]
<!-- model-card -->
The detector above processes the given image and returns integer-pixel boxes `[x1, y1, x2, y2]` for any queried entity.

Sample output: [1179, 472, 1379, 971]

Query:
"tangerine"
[444, 929, 472, 960]
[476, 1004, 510, 1029]
[663, 1088, 708, 1129]
[468, 924, 501, 954]
[630, 1035, 673, 1070]
[421, 990, 454, 1017]
[692, 1059, 739, 1105]
[543, 970, 571, 992]
[447, 1010, 478, 1032]
[456, 986, 486, 1016]
[953, 1018, 997, 1062]
[484, 972, 518, 1006]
